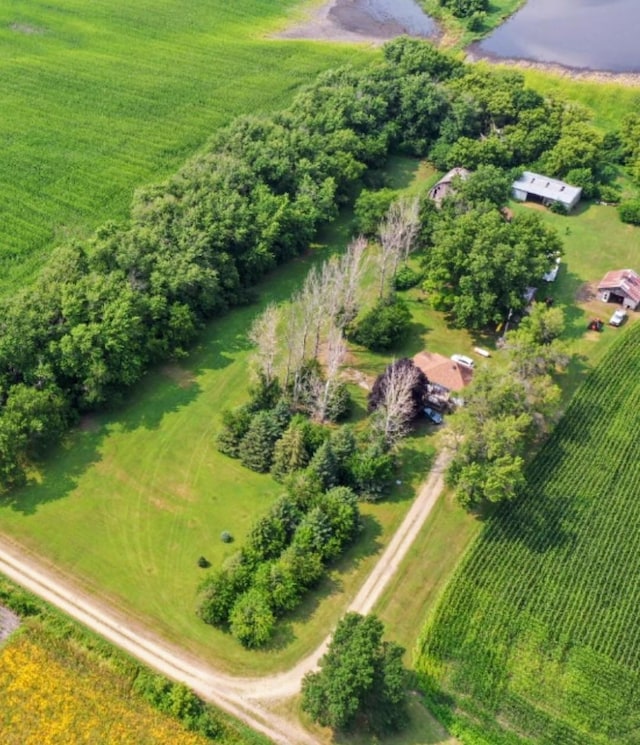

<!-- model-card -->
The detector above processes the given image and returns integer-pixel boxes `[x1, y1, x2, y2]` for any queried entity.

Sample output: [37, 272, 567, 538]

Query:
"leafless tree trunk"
[378, 197, 420, 297]
[248, 304, 280, 384]
[283, 302, 310, 403]
[372, 359, 422, 447]
[335, 236, 368, 328]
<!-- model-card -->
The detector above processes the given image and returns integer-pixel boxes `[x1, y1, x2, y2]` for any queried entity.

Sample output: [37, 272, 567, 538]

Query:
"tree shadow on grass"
[3, 426, 107, 516]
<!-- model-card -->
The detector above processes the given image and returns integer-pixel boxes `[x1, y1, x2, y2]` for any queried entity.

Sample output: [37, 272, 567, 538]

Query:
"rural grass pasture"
[416, 321, 640, 744]
[0, 0, 369, 295]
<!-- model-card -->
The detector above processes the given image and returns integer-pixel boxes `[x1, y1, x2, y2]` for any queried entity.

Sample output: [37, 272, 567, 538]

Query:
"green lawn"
[0, 0, 370, 294]
[0, 203, 438, 675]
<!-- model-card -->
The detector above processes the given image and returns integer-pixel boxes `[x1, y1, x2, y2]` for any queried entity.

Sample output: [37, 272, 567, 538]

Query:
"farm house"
[597, 269, 640, 310]
[512, 171, 582, 212]
[413, 351, 473, 409]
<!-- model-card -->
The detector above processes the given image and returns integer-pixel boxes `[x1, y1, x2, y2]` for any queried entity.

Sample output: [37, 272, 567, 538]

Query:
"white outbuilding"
[512, 171, 582, 212]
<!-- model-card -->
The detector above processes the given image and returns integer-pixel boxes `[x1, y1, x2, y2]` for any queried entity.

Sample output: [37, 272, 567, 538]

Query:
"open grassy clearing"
[0, 201, 438, 676]
[416, 320, 640, 744]
[0, 0, 370, 295]
[522, 69, 640, 132]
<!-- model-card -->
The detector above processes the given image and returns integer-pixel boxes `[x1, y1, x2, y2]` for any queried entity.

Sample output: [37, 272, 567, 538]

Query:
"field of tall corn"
[0, 0, 367, 295]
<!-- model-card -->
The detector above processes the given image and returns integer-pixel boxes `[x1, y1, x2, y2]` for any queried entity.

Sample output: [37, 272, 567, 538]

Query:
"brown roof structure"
[413, 351, 473, 393]
[597, 269, 640, 310]
[428, 167, 471, 207]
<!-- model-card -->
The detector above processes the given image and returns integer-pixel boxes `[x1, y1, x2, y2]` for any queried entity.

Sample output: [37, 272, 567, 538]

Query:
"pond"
[474, 0, 640, 73]
[278, 0, 438, 42]
[330, 0, 438, 38]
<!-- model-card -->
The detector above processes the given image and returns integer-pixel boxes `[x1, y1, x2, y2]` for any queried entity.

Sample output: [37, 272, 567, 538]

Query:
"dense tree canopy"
[301, 613, 408, 734]
[423, 207, 563, 328]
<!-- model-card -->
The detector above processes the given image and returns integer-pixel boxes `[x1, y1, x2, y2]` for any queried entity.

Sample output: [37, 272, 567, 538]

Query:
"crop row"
[417, 322, 640, 743]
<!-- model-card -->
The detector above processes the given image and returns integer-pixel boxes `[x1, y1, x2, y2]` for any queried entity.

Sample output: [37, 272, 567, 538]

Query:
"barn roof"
[512, 171, 582, 206]
[598, 269, 640, 305]
[413, 351, 473, 392]
[428, 167, 471, 205]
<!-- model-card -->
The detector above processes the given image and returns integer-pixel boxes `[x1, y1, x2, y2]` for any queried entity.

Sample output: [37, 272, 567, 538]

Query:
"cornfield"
[417, 321, 640, 744]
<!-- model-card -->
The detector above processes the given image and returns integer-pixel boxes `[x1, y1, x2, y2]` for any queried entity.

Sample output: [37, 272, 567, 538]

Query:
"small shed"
[597, 269, 640, 310]
[512, 171, 582, 212]
[429, 167, 471, 207]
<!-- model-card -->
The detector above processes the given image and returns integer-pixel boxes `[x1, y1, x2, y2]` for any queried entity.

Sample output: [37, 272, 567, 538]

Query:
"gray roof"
[512, 171, 582, 205]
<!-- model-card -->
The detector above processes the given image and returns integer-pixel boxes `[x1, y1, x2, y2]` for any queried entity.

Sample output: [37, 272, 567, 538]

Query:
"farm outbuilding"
[597, 269, 640, 310]
[512, 171, 582, 212]
[429, 167, 471, 207]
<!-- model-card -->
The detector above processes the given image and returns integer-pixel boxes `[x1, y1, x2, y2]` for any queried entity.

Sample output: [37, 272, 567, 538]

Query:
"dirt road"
[0, 449, 449, 744]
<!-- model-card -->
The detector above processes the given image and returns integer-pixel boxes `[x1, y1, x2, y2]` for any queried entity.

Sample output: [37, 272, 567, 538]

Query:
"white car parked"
[609, 309, 627, 327]
[451, 354, 475, 368]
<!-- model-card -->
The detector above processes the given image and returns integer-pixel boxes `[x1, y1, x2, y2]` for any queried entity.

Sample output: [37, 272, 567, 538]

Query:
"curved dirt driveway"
[0, 450, 448, 744]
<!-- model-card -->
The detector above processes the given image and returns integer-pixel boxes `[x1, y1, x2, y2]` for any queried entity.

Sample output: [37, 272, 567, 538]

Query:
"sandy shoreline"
[275, 0, 440, 45]
[276, 0, 640, 87]
[466, 47, 640, 88]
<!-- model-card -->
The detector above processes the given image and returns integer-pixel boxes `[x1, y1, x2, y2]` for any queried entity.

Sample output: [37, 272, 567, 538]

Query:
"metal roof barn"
[512, 171, 582, 212]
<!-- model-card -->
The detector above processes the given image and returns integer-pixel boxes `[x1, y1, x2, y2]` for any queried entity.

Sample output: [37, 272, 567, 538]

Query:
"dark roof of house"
[413, 351, 473, 392]
[598, 269, 640, 305]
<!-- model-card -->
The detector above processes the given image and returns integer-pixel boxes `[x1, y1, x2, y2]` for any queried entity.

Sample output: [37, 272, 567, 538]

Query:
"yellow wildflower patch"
[0, 635, 208, 745]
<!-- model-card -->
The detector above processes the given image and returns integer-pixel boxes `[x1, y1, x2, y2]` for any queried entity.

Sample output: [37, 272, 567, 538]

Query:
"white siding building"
[512, 171, 582, 212]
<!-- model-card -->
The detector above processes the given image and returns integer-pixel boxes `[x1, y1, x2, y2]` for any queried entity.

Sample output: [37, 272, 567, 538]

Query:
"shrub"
[197, 556, 210, 568]
[220, 531, 233, 543]
[618, 198, 640, 225]
[467, 10, 486, 31]
[598, 185, 621, 204]
[549, 201, 569, 215]
[393, 266, 423, 290]
[350, 295, 412, 351]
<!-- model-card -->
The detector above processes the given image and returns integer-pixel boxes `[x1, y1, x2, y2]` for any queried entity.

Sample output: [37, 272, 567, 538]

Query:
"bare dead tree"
[283, 301, 310, 403]
[377, 197, 420, 297]
[334, 235, 368, 328]
[248, 303, 280, 384]
[370, 358, 426, 447]
[315, 324, 347, 422]
[299, 266, 326, 360]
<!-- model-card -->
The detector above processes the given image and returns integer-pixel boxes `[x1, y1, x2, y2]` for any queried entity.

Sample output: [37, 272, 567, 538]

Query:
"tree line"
[0, 37, 620, 491]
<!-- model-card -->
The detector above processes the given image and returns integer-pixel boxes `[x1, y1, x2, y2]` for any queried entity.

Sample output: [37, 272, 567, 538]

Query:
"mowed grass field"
[0, 0, 370, 293]
[0, 211, 437, 675]
[416, 320, 640, 744]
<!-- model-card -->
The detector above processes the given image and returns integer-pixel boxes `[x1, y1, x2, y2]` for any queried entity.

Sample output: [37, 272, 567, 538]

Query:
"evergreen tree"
[238, 410, 281, 472]
[271, 420, 309, 481]
[308, 440, 339, 491]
